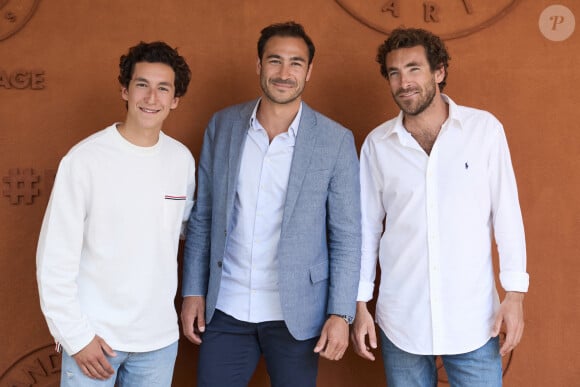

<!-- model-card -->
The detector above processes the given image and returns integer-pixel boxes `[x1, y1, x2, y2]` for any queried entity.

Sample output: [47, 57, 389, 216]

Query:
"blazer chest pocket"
[309, 261, 329, 284]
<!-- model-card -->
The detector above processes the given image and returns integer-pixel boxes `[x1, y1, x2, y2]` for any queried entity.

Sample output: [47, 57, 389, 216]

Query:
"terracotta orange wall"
[1, 1, 578, 385]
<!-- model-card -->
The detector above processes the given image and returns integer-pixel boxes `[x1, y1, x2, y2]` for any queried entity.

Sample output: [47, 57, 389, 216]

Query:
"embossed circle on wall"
[336, 0, 520, 40]
[0, 0, 40, 41]
[0, 344, 60, 386]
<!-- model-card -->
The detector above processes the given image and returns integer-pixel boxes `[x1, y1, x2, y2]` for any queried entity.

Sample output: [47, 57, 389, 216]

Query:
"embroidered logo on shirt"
[164, 195, 187, 200]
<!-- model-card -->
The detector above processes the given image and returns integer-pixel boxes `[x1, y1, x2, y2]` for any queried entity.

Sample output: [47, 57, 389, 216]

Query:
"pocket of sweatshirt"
[163, 195, 188, 233]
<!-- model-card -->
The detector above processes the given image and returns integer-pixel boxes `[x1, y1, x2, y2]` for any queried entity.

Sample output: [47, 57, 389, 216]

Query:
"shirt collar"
[249, 98, 302, 139]
[379, 94, 463, 141]
[441, 94, 463, 130]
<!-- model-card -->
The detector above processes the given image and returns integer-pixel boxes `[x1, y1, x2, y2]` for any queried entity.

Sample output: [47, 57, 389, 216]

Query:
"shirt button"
[217, 261, 223, 268]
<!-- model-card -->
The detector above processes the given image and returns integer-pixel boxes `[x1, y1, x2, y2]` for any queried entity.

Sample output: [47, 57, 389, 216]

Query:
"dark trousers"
[197, 309, 319, 387]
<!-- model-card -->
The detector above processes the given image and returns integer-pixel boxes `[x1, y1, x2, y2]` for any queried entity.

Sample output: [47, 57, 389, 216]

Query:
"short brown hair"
[377, 28, 450, 91]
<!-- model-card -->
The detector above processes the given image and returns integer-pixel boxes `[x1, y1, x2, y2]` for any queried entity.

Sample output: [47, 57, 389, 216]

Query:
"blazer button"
[217, 261, 223, 268]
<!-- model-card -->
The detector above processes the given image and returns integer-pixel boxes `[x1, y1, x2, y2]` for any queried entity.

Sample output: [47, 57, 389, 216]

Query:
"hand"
[491, 291, 525, 356]
[313, 315, 349, 361]
[72, 336, 116, 380]
[350, 301, 377, 361]
[181, 296, 206, 344]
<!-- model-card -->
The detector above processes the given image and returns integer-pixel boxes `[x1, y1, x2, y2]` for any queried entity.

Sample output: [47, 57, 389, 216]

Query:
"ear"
[170, 97, 180, 110]
[256, 56, 262, 75]
[434, 65, 445, 84]
[121, 87, 129, 101]
[305, 62, 313, 82]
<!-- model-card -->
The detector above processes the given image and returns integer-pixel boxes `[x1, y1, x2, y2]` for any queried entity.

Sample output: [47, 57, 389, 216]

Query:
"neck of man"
[116, 121, 161, 147]
[403, 94, 449, 155]
[256, 97, 301, 142]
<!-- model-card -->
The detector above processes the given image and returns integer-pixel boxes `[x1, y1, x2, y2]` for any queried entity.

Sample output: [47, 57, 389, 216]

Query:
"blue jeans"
[60, 341, 178, 387]
[380, 330, 502, 387]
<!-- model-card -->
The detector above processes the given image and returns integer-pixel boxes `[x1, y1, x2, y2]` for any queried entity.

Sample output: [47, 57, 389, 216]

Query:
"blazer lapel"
[282, 103, 318, 232]
[225, 101, 256, 230]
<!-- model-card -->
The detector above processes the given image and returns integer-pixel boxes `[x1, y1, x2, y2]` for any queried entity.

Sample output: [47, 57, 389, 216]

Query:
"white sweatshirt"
[37, 124, 195, 355]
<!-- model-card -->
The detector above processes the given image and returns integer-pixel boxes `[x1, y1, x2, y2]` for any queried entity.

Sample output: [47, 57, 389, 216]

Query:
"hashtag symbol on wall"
[2, 168, 40, 205]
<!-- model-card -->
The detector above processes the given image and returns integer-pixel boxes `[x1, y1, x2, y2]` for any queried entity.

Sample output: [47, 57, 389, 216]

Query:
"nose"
[400, 72, 411, 88]
[145, 88, 157, 103]
[279, 63, 291, 79]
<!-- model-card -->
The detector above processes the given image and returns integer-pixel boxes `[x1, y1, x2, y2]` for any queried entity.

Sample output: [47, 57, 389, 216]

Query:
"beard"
[260, 76, 305, 105]
[393, 78, 437, 116]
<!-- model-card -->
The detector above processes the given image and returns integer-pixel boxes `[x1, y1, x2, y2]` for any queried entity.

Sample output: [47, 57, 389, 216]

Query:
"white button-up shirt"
[358, 95, 529, 355]
[216, 100, 302, 322]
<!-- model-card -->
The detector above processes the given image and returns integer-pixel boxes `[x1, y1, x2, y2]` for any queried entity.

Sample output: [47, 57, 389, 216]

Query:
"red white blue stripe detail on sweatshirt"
[164, 195, 187, 200]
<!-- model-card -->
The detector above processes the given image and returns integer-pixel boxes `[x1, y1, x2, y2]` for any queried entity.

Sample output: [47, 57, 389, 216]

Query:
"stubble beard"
[394, 79, 438, 116]
[261, 76, 304, 105]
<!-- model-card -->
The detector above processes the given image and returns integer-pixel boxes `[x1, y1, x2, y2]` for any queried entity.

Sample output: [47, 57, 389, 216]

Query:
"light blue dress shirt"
[216, 100, 302, 322]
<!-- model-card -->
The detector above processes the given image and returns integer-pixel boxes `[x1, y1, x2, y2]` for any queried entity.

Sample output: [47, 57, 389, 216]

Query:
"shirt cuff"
[499, 271, 530, 292]
[356, 281, 375, 302]
[62, 330, 95, 356]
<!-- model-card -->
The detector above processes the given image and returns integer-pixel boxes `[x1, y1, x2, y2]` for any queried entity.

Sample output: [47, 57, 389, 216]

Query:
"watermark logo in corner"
[539, 5, 575, 42]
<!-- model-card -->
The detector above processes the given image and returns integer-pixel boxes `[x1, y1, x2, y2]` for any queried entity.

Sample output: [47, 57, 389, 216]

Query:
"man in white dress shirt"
[351, 28, 529, 386]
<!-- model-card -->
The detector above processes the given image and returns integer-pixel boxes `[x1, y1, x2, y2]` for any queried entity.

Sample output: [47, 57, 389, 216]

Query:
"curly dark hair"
[376, 28, 450, 91]
[257, 21, 315, 64]
[118, 41, 191, 97]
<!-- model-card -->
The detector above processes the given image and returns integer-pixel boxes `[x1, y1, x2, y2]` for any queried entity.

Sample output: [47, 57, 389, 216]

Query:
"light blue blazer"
[182, 100, 361, 340]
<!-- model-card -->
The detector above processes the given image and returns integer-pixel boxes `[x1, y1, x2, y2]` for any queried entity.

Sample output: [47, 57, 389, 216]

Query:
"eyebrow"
[387, 61, 423, 72]
[133, 77, 173, 87]
[266, 54, 307, 63]
[404, 61, 422, 68]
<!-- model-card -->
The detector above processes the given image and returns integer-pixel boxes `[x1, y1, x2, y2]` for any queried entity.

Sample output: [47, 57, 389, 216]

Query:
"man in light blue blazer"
[181, 22, 361, 387]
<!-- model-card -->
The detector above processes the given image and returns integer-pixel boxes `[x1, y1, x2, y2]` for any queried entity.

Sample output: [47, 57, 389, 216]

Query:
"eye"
[136, 82, 147, 88]
[388, 71, 399, 78]
[159, 86, 170, 92]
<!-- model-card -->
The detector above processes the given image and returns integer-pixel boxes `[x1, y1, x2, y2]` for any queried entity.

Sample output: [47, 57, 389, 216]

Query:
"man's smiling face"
[122, 61, 179, 131]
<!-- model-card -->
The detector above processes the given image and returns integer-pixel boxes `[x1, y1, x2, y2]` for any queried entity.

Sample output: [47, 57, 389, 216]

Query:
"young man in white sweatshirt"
[36, 41, 195, 386]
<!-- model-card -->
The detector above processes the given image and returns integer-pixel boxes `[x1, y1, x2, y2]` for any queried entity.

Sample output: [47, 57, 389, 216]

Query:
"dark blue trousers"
[197, 309, 319, 387]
